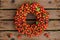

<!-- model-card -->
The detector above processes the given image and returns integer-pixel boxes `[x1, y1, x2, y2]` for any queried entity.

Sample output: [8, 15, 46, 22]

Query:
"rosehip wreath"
[14, 2, 49, 37]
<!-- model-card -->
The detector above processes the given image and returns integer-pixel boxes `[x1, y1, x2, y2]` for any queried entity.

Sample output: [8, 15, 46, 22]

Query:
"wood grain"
[0, 10, 60, 19]
[0, 0, 60, 9]
[0, 0, 60, 40]
[0, 31, 60, 40]
[0, 21, 60, 30]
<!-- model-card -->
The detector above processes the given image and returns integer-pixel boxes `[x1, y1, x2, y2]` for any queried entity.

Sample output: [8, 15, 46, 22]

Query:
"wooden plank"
[0, 21, 15, 30]
[0, 10, 60, 19]
[0, 10, 16, 19]
[0, 31, 60, 40]
[0, 21, 60, 30]
[0, 0, 60, 9]
[55, 0, 60, 8]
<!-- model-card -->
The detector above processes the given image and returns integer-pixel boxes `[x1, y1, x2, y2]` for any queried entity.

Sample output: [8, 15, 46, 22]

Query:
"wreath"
[14, 2, 49, 37]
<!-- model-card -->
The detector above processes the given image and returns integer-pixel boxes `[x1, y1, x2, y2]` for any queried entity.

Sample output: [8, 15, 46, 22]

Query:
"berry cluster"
[14, 2, 49, 37]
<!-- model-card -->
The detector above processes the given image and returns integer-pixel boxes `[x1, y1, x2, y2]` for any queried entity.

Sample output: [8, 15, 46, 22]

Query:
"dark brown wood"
[0, 0, 60, 9]
[0, 31, 60, 40]
[0, 0, 60, 40]
[0, 21, 60, 30]
[0, 10, 60, 19]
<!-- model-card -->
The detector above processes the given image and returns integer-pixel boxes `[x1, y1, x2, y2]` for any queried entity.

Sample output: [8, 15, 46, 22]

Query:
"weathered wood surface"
[0, 10, 60, 19]
[0, 0, 60, 40]
[0, 10, 60, 30]
[0, 21, 60, 30]
[0, 0, 60, 9]
[0, 31, 60, 40]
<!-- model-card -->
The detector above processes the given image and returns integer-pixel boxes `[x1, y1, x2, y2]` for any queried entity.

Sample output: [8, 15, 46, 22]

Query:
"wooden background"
[0, 0, 60, 40]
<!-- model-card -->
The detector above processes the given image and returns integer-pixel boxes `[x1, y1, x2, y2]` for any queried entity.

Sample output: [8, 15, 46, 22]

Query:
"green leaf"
[36, 7, 40, 12]
[43, 14, 46, 17]
[36, 21, 38, 24]
[30, 0, 32, 4]
[42, 28, 44, 32]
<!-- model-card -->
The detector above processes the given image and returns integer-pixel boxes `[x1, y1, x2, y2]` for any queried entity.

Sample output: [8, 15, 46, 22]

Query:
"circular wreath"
[14, 2, 49, 37]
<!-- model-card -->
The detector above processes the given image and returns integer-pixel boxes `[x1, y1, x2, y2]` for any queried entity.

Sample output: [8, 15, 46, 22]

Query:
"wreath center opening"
[26, 13, 36, 25]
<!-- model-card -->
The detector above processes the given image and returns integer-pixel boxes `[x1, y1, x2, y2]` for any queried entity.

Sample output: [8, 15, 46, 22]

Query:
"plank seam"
[0, 19, 60, 21]
[0, 30, 60, 32]
[0, 8, 60, 10]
